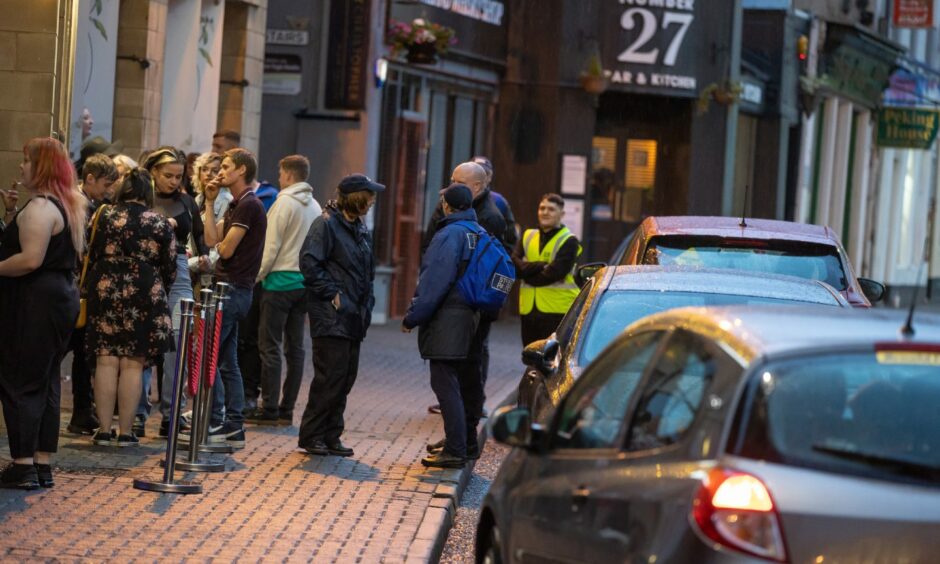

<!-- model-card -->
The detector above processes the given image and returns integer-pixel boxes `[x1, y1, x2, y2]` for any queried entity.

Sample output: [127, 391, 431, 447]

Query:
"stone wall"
[218, 0, 267, 155]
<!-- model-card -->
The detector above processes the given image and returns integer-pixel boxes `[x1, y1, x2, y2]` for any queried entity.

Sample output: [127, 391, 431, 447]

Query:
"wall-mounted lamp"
[374, 57, 389, 89]
[117, 54, 151, 69]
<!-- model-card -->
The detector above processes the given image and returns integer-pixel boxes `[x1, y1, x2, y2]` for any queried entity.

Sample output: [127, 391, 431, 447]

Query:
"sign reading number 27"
[618, 4, 695, 67]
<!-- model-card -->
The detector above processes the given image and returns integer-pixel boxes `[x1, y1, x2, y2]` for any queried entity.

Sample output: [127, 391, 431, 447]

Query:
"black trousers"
[430, 359, 484, 458]
[521, 311, 565, 347]
[69, 326, 94, 413]
[258, 288, 306, 417]
[239, 281, 263, 404]
[298, 336, 361, 445]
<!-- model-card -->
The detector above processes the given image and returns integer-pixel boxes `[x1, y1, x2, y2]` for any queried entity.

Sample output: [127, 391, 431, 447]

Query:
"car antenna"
[902, 244, 929, 337]
[739, 185, 749, 228]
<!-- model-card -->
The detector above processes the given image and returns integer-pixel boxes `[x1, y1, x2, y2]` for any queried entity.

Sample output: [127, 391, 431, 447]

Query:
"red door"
[390, 119, 427, 318]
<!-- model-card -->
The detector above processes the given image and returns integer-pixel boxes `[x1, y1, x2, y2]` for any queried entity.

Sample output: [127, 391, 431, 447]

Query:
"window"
[553, 332, 663, 450]
[554, 279, 594, 350]
[627, 331, 714, 451]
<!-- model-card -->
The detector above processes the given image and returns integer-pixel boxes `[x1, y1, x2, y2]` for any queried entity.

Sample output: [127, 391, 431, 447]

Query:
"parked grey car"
[519, 266, 849, 422]
[480, 307, 940, 564]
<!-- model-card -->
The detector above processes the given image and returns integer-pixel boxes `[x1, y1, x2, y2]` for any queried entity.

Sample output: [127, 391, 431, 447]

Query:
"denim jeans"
[258, 288, 307, 417]
[140, 254, 192, 419]
[211, 285, 252, 429]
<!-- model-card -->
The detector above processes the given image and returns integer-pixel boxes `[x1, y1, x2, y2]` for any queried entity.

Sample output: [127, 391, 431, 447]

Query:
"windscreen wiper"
[811, 443, 940, 481]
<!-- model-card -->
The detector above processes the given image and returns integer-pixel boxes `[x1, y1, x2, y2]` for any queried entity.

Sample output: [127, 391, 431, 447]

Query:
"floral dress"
[85, 202, 177, 362]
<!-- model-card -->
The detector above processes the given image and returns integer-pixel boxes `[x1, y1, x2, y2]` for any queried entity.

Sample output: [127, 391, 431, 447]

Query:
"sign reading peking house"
[600, 0, 701, 97]
[877, 108, 939, 149]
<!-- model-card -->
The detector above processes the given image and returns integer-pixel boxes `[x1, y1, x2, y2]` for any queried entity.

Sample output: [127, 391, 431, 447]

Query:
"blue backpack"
[454, 220, 516, 312]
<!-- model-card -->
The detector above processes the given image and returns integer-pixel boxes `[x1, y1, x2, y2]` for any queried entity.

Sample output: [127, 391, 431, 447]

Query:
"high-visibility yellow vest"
[519, 227, 582, 315]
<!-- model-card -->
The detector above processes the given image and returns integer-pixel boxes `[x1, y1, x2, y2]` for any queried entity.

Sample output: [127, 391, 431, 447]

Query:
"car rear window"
[733, 352, 940, 486]
[643, 236, 848, 290]
[578, 291, 837, 365]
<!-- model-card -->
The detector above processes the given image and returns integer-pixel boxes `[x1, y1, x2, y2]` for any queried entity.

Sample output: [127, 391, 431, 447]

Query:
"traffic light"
[797, 34, 809, 62]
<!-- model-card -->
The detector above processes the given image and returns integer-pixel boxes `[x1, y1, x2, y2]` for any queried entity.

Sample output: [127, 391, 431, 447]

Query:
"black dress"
[0, 196, 80, 459]
[84, 202, 177, 362]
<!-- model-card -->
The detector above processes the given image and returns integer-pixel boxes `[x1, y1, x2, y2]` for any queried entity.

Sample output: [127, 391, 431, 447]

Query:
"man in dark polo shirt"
[201, 147, 267, 448]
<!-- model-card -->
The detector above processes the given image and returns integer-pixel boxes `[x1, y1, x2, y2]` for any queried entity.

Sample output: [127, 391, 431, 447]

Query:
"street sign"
[894, 0, 933, 28]
[266, 29, 309, 46]
[877, 107, 939, 149]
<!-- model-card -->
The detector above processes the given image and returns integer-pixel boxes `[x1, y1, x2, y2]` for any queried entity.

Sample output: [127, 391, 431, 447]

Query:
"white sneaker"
[178, 425, 226, 443]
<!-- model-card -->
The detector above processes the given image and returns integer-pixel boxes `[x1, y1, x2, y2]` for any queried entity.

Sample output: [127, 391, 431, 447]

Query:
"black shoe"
[427, 440, 480, 460]
[245, 408, 279, 425]
[421, 451, 465, 469]
[67, 410, 100, 435]
[428, 404, 442, 415]
[158, 419, 191, 438]
[132, 415, 147, 438]
[224, 427, 246, 449]
[116, 433, 139, 447]
[93, 429, 115, 446]
[179, 424, 226, 444]
[0, 463, 39, 490]
[302, 439, 330, 456]
[34, 464, 54, 488]
[278, 410, 293, 426]
[426, 438, 446, 453]
[326, 440, 354, 457]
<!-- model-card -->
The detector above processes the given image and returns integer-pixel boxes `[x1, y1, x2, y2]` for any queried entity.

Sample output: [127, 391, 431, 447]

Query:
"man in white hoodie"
[246, 155, 322, 425]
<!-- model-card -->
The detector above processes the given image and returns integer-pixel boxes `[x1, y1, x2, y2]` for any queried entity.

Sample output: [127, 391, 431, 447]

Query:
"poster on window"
[894, 0, 933, 28]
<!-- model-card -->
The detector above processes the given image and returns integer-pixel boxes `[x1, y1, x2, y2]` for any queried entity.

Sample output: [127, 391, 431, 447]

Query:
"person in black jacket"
[297, 174, 383, 457]
[403, 184, 483, 469]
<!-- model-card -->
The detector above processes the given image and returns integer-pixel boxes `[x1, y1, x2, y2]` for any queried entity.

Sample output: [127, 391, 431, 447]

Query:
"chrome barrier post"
[175, 289, 226, 472]
[134, 299, 202, 494]
[191, 281, 233, 454]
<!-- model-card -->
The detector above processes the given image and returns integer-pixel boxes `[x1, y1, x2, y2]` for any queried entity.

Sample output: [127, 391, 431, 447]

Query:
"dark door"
[389, 118, 427, 318]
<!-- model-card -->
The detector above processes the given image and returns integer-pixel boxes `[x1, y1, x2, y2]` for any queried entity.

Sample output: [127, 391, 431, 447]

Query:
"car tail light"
[691, 468, 788, 562]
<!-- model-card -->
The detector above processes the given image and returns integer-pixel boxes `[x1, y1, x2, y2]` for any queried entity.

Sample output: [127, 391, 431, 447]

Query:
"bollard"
[175, 289, 226, 472]
[134, 299, 202, 494]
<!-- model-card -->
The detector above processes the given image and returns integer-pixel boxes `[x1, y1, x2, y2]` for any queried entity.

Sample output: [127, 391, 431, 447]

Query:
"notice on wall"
[416, 0, 505, 26]
[894, 0, 933, 28]
[560, 154, 587, 196]
[563, 199, 585, 241]
[877, 107, 939, 150]
[266, 29, 309, 46]
[263, 54, 302, 96]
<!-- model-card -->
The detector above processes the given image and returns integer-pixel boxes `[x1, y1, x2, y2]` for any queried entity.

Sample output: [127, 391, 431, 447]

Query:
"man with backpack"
[402, 184, 514, 468]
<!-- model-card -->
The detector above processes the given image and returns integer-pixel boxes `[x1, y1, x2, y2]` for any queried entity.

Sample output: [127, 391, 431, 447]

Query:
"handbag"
[76, 205, 106, 329]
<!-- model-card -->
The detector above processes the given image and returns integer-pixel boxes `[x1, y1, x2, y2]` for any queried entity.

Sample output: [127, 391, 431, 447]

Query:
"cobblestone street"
[0, 319, 521, 562]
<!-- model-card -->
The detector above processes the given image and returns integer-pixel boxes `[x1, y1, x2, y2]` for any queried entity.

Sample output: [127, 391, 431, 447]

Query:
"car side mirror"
[522, 338, 559, 378]
[490, 405, 534, 448]
[858, 277, 886, 304]
[575, 262, 605, 288]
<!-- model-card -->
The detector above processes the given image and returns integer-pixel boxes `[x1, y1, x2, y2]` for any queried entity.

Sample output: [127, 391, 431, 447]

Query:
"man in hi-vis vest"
[512, 193, 582, 346]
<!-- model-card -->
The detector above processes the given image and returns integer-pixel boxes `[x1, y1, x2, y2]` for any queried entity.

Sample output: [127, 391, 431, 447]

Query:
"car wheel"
[480, 524, 503, 564]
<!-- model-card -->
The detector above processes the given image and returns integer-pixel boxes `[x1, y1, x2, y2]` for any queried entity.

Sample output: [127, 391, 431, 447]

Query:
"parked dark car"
[602, 215, 884, 307]
[519, 265, 848, 422]
[479, 306, 940, 564]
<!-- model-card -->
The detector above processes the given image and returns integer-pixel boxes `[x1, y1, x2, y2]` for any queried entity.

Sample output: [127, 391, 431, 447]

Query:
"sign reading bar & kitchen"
[600, 0, 701, 97]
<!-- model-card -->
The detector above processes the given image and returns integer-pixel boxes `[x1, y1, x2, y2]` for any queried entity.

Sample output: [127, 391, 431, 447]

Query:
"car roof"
[604, 265, 848, 306]
[627, 305, 940, 362]
[641, 215, 840, 246]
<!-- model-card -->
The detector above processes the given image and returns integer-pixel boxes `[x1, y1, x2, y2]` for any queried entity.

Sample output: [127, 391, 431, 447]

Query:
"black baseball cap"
[442, 183, 473, 211]
[338, 173, 385, 194]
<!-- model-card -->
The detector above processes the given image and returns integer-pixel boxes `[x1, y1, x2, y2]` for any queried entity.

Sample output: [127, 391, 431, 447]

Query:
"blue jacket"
[256, 181, 279, 212]
[404, 208, 481, 360]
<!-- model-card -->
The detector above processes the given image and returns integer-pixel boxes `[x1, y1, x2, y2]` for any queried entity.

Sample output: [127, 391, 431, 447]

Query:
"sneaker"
[132, 414, 147, 438]
[224, 428, 246, 449]
[34, 463, 53, 488]
[427, 404, 442, 415]
[115, 433, 139, 447]
[67, 410, 100, 435]
[0, 463, 39, 490]
[93, 429, 115, 446]
[178, 425, 227, 444]
[421, 451, 465, 469]
[244, 408, 279, 425]
[158, 419, 191, 438]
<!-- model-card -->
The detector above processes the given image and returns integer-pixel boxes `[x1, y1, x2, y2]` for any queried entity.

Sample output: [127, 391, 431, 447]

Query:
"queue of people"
[0, 132, 580, 486]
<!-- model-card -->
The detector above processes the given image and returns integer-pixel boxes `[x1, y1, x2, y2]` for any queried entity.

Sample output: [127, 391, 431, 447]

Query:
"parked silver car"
[480, 307, 940, 563]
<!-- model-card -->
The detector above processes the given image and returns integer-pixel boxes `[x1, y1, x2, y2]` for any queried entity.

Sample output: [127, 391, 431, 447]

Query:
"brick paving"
[0, 319, 521, 562]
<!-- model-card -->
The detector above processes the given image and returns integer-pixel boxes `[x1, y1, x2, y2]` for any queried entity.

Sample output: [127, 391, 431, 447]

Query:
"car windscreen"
[643, 236, 848, 290]
[579, 291, 832, 365]
[732, 352, 940, 487]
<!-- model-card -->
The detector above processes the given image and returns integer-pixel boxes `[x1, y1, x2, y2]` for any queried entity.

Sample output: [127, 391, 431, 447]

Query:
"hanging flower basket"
[579, 74, 608, 95]
[388, 18, 457, 65]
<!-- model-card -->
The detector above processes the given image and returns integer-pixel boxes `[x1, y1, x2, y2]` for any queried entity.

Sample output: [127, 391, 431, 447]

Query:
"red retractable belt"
[187, 316, 205, 397]
[207, 308, 223, 387]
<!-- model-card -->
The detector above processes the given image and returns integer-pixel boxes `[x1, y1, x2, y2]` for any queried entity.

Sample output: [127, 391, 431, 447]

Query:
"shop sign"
[415, 0, 504, 26]
[325, 0, 371, 110]
[600, 0, 702, 97]
[894, 0, 933, 28]
[877, 108, 939, 149]
[816, 29, 900, 109]
[263, 54, 302, 96]
[884, 60, 940, 108]
[266, 29, 309, 46]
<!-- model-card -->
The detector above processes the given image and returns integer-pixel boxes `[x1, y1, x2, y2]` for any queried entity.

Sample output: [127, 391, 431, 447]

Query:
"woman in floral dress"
[85, 168, 177, 446]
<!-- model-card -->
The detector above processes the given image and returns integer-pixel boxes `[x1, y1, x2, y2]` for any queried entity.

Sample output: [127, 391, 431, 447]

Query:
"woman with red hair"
[0, 137, 84, 489]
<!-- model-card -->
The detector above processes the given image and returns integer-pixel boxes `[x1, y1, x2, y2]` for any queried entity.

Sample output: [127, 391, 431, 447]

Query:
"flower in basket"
[388, 18, 457, 60]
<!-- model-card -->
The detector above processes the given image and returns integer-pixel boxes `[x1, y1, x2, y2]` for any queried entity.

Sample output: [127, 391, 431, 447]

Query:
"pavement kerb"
[405, 388, 517, 563]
